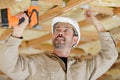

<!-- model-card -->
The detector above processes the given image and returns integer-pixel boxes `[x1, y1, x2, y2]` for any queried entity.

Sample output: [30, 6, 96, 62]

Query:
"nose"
[58, 31, 63, 37]
[58, 30, 64, 37]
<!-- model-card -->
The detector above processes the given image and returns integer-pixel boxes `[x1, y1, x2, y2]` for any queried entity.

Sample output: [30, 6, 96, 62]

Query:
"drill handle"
[18, 10, 29, 25]
[18, 17, 25, 25]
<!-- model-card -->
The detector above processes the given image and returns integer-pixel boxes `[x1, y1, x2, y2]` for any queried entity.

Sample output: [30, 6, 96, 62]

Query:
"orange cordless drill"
[0, 0, 39, 28]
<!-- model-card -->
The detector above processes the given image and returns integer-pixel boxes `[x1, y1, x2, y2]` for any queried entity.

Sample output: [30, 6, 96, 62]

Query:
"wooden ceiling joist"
[32, 44, 53, 51]
[0, 29, 12, 40]
[27, 33, 52, 47]
[81, 13, 120, 31]
[39, 0, 92, 23]
[81, 30, 98, 41]
[33, 43, 85, 55]
[114, 7, 120, 14]
[40, 0, 63, 6]
[90, 5, 114, 15]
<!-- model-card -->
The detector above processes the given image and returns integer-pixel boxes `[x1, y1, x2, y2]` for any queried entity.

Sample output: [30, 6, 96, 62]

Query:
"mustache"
[54, 35, 66, 41]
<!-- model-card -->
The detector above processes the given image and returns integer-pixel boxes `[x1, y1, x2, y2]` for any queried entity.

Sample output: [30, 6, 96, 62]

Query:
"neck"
[53, 48, 71, 57]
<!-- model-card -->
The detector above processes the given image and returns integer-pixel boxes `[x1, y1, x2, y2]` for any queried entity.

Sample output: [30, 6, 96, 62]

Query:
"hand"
[12, 12, 29, 37]
[85, 10, 98, 25]
[85, 10, 106, 32]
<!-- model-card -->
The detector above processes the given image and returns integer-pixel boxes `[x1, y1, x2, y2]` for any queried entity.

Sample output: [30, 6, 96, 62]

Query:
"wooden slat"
[90, 5, 114, 15]
[89, 0, 120, 7]
[115, 40, 120, 48]
[78, 40, 101, 55]
[71, 48, 85, 55]
[113, 7, 120, 14]
[81, 13, 120, 31]
[32, 44, 85, 55]
[27, 33, 52, 47]
[0, 29, 12, 40]
[39, 0, 92, 23]
[81, 30, 98, 40]
[32, 44, 53, 51]
[40, 0, 63, 6]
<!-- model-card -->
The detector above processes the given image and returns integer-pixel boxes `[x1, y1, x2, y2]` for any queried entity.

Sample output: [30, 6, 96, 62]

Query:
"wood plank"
[81, 13, 120, 31]
[32, 44, 53, 51]
[114, 7, 120, 14]
[81, 30, 98, 40]
[90, 5, 114, 15]
[89, 0, 120, 7]
[39, 0, 92, 23]
[32, 43, 85, 55]
[78, 40, 101, 55]
[40, 0, 63, 6]
[0, 29, 12, 40]
[27, 33, 52, 47]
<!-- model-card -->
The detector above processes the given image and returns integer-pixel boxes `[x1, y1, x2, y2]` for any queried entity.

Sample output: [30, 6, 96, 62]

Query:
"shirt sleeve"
[89, 32, 118, 80]
[0, 36, 33, 80]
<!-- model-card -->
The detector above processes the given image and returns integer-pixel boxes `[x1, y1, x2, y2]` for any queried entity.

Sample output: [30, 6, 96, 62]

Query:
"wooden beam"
[71, 48, 85, 55]
[90, 0, 120, 7]
[78, 40, 101, 55]
[102, 15, 120, 30]
[27, 33, 52, 47]
[78, 41, 88, 46]
[39, 0, 92, 23]
[32, 44, 53, 51]
[113, 7, 120, 14]
[81, 30, 99, 40]
[0, 71, 4, 75]
[81, 13, 120, 31]
[90, 5, 114, 15]
[39, 0, 63, 6]
[32, 44, 85, 55]
[115, 40, 120, 48]
[0, 29, 12, 40]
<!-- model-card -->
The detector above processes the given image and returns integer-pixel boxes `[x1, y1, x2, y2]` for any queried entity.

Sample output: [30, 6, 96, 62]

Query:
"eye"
[64, 28, 71, 33]
[64, 29, 68, 32]
[54, 28, 60, 33]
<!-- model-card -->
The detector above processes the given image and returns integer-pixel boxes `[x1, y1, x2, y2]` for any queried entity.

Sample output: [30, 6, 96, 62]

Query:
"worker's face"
[52, 22, 78, 49]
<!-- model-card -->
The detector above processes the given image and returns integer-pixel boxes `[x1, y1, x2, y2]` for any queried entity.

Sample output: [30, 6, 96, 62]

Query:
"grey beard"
[53, 42, 65, 49]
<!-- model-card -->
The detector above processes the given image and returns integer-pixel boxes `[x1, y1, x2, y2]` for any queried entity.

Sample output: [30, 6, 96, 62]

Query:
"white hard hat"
[51, 16, 81, 47]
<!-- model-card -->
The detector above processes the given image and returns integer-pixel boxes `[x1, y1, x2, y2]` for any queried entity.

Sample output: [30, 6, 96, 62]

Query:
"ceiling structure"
[0, 0, 120, 80]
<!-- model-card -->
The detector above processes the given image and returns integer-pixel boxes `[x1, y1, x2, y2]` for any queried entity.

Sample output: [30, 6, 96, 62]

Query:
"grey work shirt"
[0, 32, 118, 80]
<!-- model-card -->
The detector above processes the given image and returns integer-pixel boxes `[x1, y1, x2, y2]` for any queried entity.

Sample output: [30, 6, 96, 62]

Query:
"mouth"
[56, 37, 65, 41]
[54, 36, 66, 44]
[53, 36, 66, 48]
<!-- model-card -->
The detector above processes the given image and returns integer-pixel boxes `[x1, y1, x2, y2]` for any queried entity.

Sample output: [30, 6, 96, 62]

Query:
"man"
[0, 10, 118, 80]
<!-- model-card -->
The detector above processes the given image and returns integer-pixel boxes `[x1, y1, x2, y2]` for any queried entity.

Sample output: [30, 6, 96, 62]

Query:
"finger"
[15, 12, 24, 19]
[22, 13, 29, 23]
[85, 10, 90, 17]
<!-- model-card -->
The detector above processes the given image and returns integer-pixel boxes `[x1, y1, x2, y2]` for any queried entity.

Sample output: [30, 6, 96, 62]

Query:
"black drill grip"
[18, 17, 25, 25]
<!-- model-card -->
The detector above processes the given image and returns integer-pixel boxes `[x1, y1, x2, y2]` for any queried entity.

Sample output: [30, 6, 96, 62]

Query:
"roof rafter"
[39, 0, 92, 23]
[39, 0, 63, 6]
[27, 32, 52, 47]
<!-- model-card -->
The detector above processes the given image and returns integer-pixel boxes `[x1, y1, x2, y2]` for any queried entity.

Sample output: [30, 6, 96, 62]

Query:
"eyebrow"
[55, 24, 72, 29]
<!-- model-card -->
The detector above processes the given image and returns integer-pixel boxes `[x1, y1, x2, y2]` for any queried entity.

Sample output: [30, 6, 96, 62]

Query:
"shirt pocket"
[38, 64, 61, 80]
[50, 68, 65, 80]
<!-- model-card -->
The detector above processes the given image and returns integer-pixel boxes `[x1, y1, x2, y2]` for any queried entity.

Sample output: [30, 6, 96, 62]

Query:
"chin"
[54, 44, 65, 49]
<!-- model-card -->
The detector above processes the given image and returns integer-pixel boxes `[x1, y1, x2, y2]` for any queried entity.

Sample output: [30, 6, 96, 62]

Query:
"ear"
[72, 36, 78, 46]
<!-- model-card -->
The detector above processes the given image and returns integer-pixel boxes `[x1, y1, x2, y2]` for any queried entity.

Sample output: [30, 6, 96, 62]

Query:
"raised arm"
[0, 13, 32, 80]
[85, 10, 118, 79]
